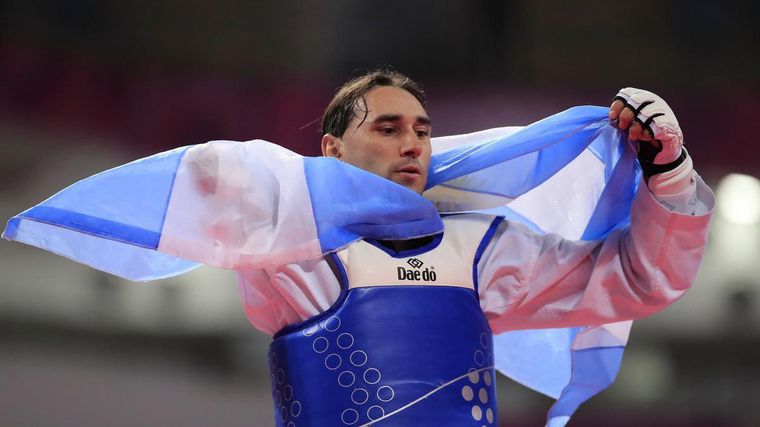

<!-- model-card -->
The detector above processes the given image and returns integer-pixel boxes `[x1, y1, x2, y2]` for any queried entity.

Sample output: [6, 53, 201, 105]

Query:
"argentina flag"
[3, 105, 639, 426]
[424, 105, 637, 427]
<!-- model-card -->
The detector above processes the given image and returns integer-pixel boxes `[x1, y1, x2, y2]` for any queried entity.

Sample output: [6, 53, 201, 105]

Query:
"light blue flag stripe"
[427, 106, 610, 197]
[493, 328, 579, 398]
[580, 141, 638, 240]
[303, 157, 444, 254]
[8, 206, 162, 249]
[546, 346, 626, 427]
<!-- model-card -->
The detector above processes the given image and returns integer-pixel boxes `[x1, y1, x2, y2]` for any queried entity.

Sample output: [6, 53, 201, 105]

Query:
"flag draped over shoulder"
[3, 105, 640, 426]
[427, 106, 637, 427]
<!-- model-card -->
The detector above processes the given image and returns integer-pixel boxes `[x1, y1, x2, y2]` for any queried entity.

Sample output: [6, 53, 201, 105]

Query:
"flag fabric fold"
[3, 105, 640, 425]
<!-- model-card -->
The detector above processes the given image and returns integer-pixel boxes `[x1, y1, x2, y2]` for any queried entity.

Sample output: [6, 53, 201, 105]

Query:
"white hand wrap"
[615, 87, 684, 164]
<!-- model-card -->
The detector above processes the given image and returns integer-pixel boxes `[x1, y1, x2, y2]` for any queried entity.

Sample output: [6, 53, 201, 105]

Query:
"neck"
[377, 235, 434, 252]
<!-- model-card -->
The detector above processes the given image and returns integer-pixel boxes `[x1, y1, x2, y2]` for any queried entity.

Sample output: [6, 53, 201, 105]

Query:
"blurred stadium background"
[1, 1, 758, 426]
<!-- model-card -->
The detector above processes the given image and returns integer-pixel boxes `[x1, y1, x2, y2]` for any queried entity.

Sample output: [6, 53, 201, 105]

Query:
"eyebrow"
[372, 114, 432, 126]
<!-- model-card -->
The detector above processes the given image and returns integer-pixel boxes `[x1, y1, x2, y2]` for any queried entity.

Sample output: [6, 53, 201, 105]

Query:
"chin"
[392, 179, 422, 194]
[406, 182, 426, 194]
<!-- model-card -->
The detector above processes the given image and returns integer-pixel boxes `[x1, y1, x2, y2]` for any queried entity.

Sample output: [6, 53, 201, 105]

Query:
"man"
[241, 70, 713, 426]
[3, 69, 713, 426]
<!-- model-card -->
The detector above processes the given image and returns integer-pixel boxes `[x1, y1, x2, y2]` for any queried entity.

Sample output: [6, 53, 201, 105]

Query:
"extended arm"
[480, 88, 715, 333]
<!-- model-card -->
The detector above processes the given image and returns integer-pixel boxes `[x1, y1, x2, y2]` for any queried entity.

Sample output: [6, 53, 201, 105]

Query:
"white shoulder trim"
[336, 214, 496, 290]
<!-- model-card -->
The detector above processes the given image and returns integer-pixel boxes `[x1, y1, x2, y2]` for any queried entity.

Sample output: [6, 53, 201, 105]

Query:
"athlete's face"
[321, 86, 432, 194]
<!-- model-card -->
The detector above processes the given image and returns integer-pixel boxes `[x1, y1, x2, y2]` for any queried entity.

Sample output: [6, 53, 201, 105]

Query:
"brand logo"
[398, 258, 437, 281]
[407, 258, 423, 269]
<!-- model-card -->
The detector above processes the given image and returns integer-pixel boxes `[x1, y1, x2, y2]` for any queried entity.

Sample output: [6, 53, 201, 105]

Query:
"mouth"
[392, 164, 425, 192]
[396, 165, 421, 175]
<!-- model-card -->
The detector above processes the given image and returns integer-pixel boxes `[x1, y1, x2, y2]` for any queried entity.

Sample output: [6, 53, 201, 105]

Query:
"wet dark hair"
[321, 68, 426, 137]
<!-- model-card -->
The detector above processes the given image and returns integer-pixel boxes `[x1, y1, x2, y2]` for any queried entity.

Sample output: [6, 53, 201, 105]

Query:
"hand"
[609, 87, 684, 164]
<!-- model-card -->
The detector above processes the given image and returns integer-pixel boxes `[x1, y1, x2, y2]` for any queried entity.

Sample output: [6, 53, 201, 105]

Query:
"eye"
[379, 127, 397, 135]
[416, 129, 430, 138]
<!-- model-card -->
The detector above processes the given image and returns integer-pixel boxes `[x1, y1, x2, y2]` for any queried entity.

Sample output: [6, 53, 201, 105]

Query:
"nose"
[400, 131, 423, 159]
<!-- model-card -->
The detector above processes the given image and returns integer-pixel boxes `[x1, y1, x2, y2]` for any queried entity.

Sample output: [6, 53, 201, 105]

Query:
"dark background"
[1, 1, 758, 426]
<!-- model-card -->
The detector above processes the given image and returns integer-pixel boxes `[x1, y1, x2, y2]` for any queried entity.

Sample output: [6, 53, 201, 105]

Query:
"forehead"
[359, 86, 428, 119]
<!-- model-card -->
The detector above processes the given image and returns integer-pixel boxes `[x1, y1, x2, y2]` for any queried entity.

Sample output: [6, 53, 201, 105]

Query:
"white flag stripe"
[159, 140, 322, 270]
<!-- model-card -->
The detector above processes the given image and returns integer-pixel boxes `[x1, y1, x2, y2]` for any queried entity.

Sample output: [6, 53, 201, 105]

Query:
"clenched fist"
[609, 87, 684, 167]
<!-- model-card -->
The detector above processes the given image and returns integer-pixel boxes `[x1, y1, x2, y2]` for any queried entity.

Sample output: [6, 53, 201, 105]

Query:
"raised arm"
[479, 88, 715, 332]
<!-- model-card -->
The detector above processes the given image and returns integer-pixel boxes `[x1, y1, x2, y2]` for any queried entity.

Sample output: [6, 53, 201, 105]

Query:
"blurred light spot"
[717, 173, 760, 225]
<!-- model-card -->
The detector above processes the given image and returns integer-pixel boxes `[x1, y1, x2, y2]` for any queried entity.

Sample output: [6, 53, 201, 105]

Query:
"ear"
[321, 134, 343, 158]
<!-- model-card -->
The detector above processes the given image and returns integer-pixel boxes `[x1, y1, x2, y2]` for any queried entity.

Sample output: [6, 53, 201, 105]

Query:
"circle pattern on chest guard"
[459, 368, 495, 425]
[269, 352, 279, 369]
[474, 350, 485, 367]
[350, 350, 368, 367]
[337, 333, 354, 349]
[367, 405, 385, 421]
[287, 422, 295, 427]
[338, 371, 355, 387]
[323, 316, 341, 332]
[351, 388, 369, 405]
[312, 337, 329, 353]
[479, 387, 488, 404]
[471, 405, 483, 421]
[325, 353, 342, 370]
[480, 332, 490, 349]
[377, 385, 394, 402]
[303, 324, 319, 337]
[290, 400, 302, 417]
[341, 408, 359, 425]
[363, 368, 381, 384]
[461, 385, 474, 401]
[283, 385, 293, 401]
[277, 368, 285, 384]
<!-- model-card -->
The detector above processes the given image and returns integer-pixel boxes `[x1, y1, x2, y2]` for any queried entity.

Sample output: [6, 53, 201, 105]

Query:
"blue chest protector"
[267, 214, 503, 426]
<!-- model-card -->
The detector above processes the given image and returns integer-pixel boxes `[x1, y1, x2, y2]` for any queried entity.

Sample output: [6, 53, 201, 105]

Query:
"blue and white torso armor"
[268, 214, 503, 426]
